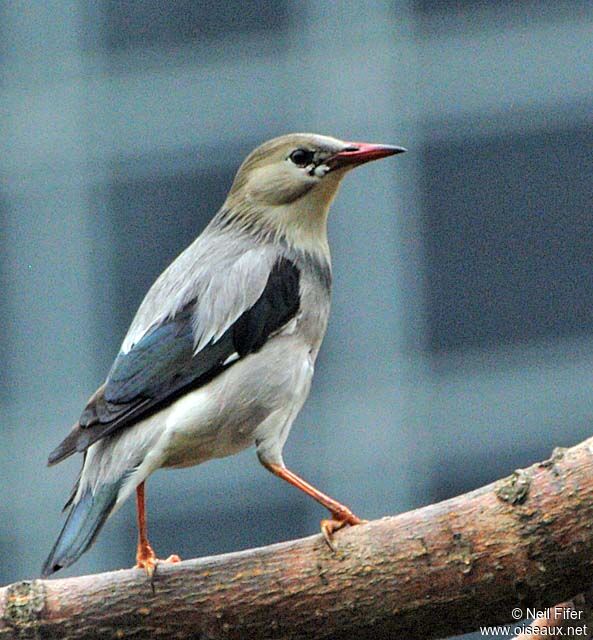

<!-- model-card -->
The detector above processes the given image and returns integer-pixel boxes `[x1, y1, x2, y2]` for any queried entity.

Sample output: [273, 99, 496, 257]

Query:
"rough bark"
[2, 437, 593, 639]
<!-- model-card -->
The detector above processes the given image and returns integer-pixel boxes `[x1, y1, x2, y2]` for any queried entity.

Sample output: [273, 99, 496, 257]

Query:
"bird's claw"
[135, 548, 181, 577]
[163, 554, 182, 564]
[320, 509, 367, 551]
[136, 557, 157, 577]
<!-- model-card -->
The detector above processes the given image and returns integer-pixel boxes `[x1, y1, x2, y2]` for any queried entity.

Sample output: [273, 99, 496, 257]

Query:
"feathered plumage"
[43, 133, 405, 576]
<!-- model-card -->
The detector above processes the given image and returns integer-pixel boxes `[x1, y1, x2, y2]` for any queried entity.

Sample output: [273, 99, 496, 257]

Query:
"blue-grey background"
[1, 1, 593, 617]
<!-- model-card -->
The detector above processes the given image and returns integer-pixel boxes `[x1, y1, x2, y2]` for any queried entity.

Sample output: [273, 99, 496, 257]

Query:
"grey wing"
[48, 255, 301, 465]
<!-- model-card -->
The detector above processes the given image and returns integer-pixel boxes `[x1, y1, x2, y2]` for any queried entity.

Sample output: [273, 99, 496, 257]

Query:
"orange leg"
[262, 462, 366, 549]
[134, 481, 181, 575]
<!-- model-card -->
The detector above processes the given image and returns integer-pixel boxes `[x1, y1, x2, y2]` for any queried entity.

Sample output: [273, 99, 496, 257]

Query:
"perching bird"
[42, 133, 405, 577]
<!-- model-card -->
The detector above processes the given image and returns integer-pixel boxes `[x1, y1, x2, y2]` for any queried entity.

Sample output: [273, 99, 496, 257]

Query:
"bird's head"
[219, 133, 406, 252]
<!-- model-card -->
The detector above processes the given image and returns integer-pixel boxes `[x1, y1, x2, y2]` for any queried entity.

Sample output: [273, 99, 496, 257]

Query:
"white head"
[218, 133, 406, 253]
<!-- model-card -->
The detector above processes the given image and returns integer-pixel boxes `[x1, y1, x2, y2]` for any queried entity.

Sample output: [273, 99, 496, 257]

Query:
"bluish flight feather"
[41, 482, 120, 577]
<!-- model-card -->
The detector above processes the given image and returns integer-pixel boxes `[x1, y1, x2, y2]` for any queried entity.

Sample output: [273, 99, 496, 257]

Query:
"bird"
[42, 133, 406, 577]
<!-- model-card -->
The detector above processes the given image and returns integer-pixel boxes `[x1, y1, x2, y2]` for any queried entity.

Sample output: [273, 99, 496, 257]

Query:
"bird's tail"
[41, 482, 120, 577]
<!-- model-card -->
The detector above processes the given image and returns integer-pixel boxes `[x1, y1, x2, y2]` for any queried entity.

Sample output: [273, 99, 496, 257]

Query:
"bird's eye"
[289, 148, 315, 167]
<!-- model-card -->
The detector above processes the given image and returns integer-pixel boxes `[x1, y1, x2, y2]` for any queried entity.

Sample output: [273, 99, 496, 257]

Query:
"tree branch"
[2, 436, 593, 639]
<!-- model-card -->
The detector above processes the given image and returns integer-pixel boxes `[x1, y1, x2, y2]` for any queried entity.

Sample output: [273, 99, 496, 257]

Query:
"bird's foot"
[163, 554, 182, 563]
[320, 508, 367, 551]
[135, 541, 181, 577]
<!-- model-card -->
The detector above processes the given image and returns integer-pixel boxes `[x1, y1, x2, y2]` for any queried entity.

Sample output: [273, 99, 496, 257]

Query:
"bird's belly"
[160, 338, 313, 468]
[160, 390, 269, 468]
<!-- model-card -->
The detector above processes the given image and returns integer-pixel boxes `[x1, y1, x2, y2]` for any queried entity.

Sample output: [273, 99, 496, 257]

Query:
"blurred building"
[1, 0, 593, 595]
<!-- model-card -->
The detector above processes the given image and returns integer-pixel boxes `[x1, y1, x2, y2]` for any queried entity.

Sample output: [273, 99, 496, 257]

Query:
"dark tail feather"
[41, 483, 120, 577]
[47, 423, 84, 466]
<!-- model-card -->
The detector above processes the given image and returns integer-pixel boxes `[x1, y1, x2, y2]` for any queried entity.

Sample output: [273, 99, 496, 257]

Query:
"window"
[98, 0, 291, 50]
[420, 125, 593, 353]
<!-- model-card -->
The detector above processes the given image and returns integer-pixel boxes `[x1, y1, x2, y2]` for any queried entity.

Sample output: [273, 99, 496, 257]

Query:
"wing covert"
[48, 258, 301, 465]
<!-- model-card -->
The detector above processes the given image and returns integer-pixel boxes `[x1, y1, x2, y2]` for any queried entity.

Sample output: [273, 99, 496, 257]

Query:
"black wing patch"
[48, 258, 300, 465]
[233, 257, 300, 355]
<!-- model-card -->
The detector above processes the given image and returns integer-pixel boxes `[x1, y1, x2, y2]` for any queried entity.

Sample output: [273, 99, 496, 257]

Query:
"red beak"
[329, 142, 406, 169]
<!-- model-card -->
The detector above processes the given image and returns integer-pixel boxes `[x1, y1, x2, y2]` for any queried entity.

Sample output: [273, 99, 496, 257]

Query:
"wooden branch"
[2, 436, 593, 639]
